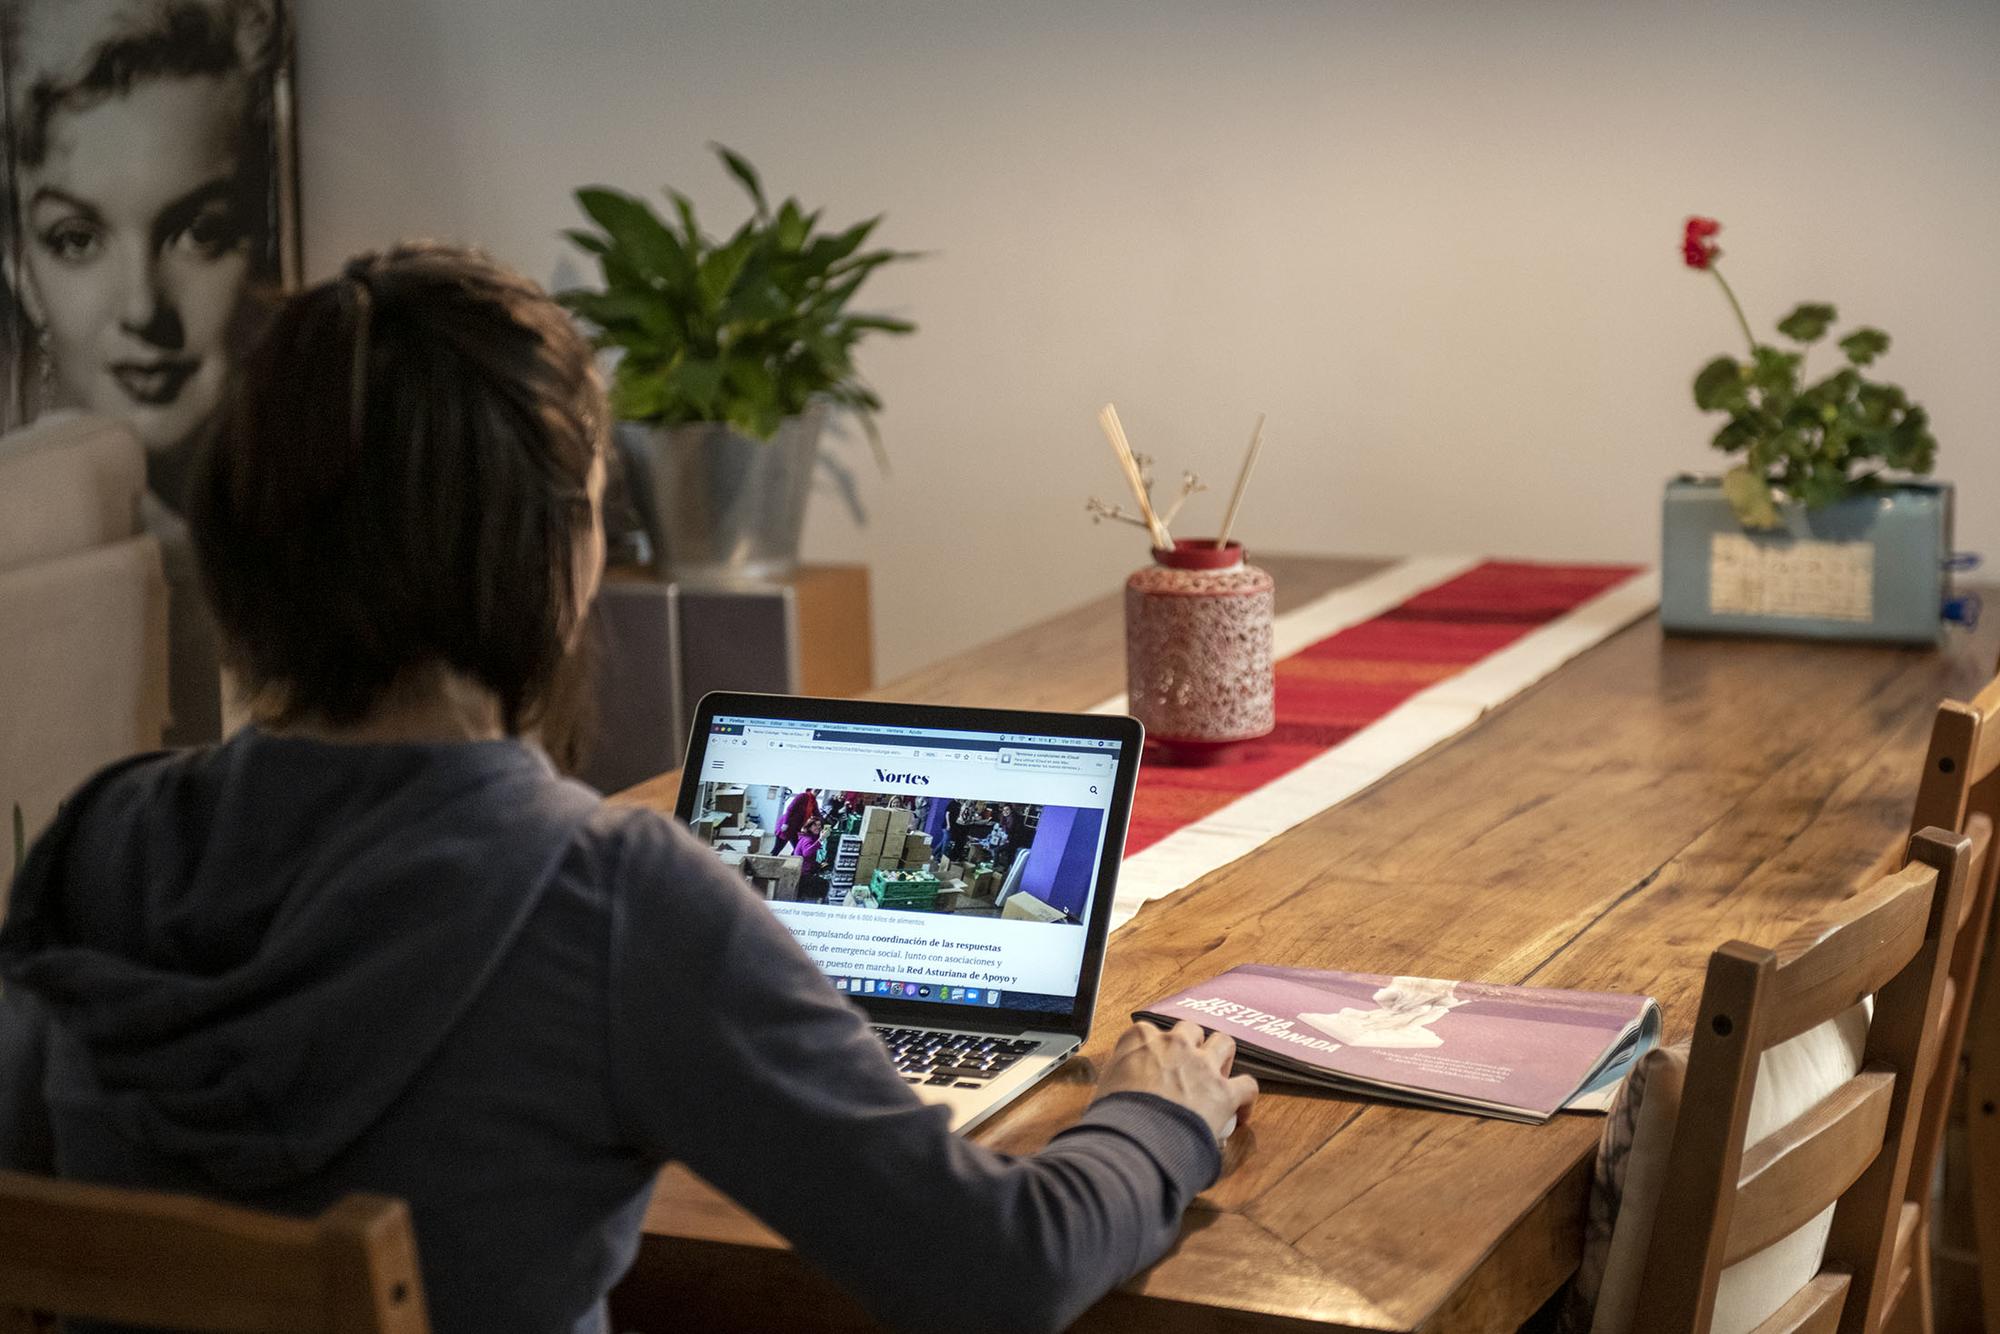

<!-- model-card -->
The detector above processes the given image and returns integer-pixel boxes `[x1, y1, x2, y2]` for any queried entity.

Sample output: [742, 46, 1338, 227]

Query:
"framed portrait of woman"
[1, 0, 300, 510]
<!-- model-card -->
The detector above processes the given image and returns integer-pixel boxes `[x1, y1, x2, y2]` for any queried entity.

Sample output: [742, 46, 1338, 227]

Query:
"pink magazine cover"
[1137, 964, 1660, 1122]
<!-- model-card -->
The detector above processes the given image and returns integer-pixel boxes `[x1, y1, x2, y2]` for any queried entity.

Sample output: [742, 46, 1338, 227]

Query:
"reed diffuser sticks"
[1087, 405, 1264, 553]
[1216, 412, 1265, 549]
[1096, 404, 1174, 549]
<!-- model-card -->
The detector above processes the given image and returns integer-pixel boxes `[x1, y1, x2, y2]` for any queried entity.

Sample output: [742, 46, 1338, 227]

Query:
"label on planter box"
[1707, 534, 1874, 622]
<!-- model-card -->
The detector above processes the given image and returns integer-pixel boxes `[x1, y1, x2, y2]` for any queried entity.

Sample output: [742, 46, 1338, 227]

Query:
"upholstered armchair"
[0, 414, 170, 901]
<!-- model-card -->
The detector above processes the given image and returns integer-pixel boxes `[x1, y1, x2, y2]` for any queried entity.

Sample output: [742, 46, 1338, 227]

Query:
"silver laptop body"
[675, 692, 1144, 1133]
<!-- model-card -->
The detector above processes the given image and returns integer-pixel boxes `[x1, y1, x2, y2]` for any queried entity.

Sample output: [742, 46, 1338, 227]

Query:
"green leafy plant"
[1682, 217, 1936, 528]
[560, 145, 920, 455]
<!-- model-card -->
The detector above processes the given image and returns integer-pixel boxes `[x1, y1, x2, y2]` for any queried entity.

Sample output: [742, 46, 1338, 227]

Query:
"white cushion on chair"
[0, 536, 169, 877]
[1570, 1002, 1870, 1334]
[0, 412, 145, 575]
[0, 415, 168, 891]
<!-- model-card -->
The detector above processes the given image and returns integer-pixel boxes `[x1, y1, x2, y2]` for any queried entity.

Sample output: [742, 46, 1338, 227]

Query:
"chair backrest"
[1631, 827, 1971, 1334]
[0, 1172, 429, 1333]
[1904, 664, 2000, 1208]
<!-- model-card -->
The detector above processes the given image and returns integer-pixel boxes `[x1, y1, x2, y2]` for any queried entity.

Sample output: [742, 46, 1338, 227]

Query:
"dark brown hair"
[189, 242, 605, 734]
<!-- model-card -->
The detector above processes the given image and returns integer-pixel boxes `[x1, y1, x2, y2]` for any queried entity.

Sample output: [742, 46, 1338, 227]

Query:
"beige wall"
[297, 0, 2000, 680]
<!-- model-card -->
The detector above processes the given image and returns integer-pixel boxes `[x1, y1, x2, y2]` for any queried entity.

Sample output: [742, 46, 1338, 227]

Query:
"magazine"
[1135, 964, 1661, 1123]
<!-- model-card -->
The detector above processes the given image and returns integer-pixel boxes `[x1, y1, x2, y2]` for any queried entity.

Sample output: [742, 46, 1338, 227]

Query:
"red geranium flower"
[1683, 213, 1755, 353]
[1683, 216, 1722, 270]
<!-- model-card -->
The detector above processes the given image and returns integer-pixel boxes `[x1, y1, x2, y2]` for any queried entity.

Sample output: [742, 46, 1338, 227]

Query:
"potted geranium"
[561, 146, 919, 583]
[1659, 216, 1954, 644]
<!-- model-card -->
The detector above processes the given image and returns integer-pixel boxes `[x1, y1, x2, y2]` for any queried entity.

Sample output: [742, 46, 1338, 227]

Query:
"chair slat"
[1764, 863, 1936, 1048]
[1962, 814, 1992, 931]
[1969, 670, 2000, 726]
[1972, 709, 2000, 787]
[322, 1195, 430, 1334]
[1727, 1069, 1894, 1267]
[1748, 1272, 1851, 1334]
[0, 1172, 427, 1333]
[0, 1171, 323, 1331]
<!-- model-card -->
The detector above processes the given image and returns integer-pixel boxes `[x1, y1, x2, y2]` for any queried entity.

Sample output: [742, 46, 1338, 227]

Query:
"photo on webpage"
[689, 783, 1102, 926]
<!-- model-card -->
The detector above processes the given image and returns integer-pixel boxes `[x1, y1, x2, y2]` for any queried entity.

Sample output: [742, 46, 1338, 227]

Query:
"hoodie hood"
[0, 729, 597, 1191]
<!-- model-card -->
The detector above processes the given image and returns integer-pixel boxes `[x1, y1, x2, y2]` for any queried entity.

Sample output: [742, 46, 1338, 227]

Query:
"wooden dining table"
[607, 553, 2000, 1334]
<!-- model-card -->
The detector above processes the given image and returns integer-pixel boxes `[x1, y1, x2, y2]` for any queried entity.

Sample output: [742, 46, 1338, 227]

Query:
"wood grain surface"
[609, 555, 2000, 1333]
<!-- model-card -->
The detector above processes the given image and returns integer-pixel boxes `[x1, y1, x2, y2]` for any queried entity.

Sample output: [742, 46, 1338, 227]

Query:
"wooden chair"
[1906, 670, 2000, 1332]
[0, 1172, 428, 1333]
[1630, 828, 1971, 1334]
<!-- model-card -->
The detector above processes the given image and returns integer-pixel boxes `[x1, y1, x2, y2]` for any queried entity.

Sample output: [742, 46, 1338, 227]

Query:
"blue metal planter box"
[1660, 477, 1953, 646]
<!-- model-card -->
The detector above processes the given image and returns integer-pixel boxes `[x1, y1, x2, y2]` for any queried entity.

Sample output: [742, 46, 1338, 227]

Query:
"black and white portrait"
[2, 0, 298, 508]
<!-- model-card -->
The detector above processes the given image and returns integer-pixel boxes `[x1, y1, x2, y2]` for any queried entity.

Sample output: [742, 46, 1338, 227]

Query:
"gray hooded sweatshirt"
[0, 730, 1218, 1333]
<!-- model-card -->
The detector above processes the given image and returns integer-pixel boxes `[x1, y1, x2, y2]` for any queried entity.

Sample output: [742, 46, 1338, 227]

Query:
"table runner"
[1097, 558, 1660, 930]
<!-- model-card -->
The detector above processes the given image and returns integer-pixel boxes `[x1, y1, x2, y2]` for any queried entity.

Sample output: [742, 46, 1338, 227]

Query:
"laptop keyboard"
[874, 1027, 1041, 1088]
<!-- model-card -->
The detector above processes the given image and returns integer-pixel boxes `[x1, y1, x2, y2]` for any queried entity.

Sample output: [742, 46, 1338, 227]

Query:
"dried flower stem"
[1158, 473, 1207, 527]
[1085, 497, 1153, 530]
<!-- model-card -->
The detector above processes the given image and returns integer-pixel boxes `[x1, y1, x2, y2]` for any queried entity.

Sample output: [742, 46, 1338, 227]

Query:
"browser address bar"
[765, 739, 908, 758]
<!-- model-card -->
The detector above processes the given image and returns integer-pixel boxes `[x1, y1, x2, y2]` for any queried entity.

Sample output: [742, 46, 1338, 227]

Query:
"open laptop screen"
[681, 701, 1133, 1026]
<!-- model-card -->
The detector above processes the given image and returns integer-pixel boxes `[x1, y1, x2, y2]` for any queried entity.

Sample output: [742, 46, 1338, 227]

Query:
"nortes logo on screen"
[875, 768, 931, 786]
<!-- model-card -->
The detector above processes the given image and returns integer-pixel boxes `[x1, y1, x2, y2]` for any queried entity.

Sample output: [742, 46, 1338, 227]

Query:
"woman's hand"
[1091, 1020, 1258, 1143]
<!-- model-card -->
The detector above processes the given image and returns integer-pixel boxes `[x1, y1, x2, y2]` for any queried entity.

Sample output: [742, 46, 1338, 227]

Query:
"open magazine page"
[1138, 964, 1659, 1122]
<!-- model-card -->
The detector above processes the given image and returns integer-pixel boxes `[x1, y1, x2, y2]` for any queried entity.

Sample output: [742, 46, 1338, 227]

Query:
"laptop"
[676, 692, 1143, 1133]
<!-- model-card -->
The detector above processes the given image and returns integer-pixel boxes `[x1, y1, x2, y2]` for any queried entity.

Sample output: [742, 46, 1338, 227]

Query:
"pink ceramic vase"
[1124, 539, 1275, 762]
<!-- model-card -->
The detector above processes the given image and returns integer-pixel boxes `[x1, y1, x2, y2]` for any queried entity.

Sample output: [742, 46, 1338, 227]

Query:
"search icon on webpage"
[1089, 785, 1099, 795]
